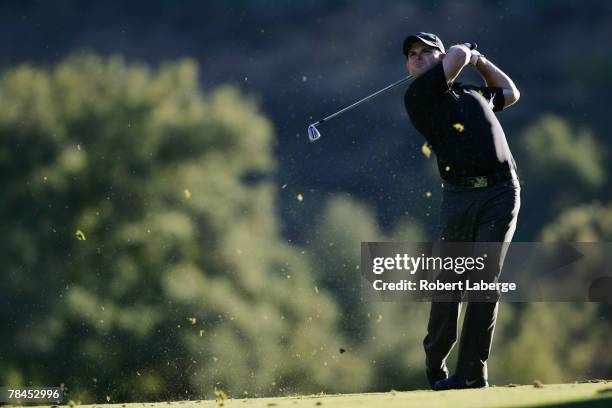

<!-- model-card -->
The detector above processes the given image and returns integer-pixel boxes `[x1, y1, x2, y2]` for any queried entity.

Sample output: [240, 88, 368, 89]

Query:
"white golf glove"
[469, 49, 482, 66]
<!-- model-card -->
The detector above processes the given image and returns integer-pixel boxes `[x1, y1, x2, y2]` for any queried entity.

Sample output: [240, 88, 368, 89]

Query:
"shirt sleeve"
[475, 86, 506, 112]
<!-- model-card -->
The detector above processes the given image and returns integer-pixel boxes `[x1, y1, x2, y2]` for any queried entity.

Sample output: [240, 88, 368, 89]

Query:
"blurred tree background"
[0, 0, 611, 404]
[0, 55, 370, 401]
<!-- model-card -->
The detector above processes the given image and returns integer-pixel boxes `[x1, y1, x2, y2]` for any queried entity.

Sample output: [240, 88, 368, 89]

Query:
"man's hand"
[469, 49, 482, 66]
[461, 42, 481, 66]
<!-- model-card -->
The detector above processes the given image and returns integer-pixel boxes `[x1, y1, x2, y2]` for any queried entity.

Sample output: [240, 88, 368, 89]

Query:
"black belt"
[447, 169, 516, 189]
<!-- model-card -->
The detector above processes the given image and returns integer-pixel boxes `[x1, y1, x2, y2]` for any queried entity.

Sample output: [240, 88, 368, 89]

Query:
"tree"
[539, 202, 612, 242]
[0, 54, 369, 403]
[489, 201, 612, 384]
[515, 114, 607, 238]
[307, 194, 431, 390]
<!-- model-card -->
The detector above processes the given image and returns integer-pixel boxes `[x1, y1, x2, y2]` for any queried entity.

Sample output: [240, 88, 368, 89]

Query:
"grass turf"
[28, 381, 612, 408]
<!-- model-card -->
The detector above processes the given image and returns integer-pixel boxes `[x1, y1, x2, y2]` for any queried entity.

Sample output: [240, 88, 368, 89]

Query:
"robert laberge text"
[372, 279, 516, 293]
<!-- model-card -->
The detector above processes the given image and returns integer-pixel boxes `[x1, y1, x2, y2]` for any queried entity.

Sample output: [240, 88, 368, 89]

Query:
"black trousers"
[424, 176, 521, 380]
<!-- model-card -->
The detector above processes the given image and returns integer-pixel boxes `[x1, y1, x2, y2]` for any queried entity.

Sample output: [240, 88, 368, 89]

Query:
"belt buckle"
[473, 176, 488, 188]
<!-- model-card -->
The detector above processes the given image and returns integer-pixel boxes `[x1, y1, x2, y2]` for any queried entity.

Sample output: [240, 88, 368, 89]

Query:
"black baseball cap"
[403, 32, 445, 57]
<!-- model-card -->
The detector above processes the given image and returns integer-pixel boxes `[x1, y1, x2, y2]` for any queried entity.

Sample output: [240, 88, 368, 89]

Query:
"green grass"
[31, 381, 612, 408]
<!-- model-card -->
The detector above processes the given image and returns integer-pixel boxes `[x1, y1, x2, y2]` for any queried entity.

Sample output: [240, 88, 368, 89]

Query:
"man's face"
[406, 42, 443, 77]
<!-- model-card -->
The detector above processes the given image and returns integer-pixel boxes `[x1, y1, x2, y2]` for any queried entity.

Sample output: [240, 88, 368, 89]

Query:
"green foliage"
[0, 53, 367, 402]
[492, 303, 608, 384]
[493, 117, 612, 386]
[539, 202, 612, 242]
[307, 195, 430, 390]
[490, 201, 612, 384]
[515, 114, 608, 238]
[307, 195, 384, 341]
[519, 114, 606, 190]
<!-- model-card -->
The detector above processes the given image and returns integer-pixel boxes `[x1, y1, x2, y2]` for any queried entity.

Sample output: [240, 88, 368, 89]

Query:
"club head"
[308, 124, 321, 142]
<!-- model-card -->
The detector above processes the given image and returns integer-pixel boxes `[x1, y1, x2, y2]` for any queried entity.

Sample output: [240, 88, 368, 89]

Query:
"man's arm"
[442, 44, 471, 84]
[473, 56, 520, 108]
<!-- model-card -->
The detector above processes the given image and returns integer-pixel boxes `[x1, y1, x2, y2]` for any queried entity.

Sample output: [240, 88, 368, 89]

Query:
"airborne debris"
[425, 191, 432, 198]
[75, 229, 86, 241]
[187, 317, 197, 325]
[421, 142, 432, 158]
[214, 388, 228, 406]
[296, 193, 304, 202]
[453, 123, 465, 132]
[445, 165, 451, 172]
[339, 348, 346, 354]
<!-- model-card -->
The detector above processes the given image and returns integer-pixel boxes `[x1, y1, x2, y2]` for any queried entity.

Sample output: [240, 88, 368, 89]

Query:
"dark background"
[2, 0, 610, 240]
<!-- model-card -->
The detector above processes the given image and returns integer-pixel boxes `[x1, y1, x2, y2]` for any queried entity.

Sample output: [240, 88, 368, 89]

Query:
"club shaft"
[315, 75, 413, 126]
[309, 43, 476, 131]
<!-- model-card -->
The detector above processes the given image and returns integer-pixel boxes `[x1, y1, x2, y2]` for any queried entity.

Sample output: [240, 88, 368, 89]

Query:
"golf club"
[307, 42, 477, 142]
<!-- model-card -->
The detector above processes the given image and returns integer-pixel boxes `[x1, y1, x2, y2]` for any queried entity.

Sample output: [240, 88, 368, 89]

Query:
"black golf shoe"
[426, 365, 449, 389]
[433, 374, 489, 391]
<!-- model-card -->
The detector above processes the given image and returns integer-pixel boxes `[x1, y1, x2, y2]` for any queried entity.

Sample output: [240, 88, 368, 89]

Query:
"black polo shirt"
[404, 61, 516, 180]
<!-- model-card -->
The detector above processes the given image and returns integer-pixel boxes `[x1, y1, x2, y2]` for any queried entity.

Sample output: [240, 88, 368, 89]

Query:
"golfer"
[402, 32, 521, 390]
